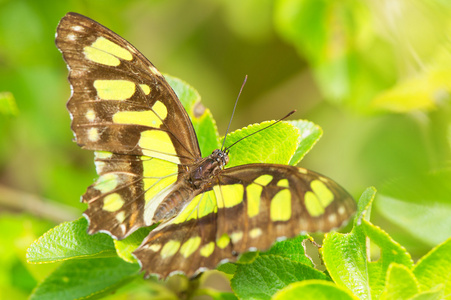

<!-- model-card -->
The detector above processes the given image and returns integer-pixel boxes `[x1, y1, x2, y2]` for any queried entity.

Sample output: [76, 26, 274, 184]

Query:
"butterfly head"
[211, 149, 229, 169]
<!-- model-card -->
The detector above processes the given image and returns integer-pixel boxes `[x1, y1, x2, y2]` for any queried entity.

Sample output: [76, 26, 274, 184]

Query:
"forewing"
[133, 164, 356, 278]
[56, 12, 200, 163]
[56, 12, 201, 239]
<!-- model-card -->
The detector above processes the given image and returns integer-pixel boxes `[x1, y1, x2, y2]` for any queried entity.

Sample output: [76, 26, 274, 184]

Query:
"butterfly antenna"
[221, 75, 248, 151]
[224, 110, 296, 151]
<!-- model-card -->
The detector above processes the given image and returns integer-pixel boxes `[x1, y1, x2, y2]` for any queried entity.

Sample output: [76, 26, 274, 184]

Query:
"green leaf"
[413, 237, 451, 296]
[165, 74, 220, 155]
[376, 171, 451, 246]
[26, 218, 116, 263]
[231, 255, 329, 300]
[272, 280, 358, 300]
[410, 285, 445, 300]
[199, 289, 238, 300]
[218, 235, 314, 277]
[223, 121, 300, 168]
[114, 226, 155, 263]
[371, 48, 451, 113]
[216, 262, 237, 276]
[196, 271, 239, 299]
[287, 120, 322, 166]
[363, 220, 413, 297]
[274, 0, 396, 110]
[0, 91, 19, 116]
[370, 74, 438, 113]
[354, 186, 377, 225]
[379, 263, 419, 300]
[323, 188, 376, 298]
[263, 235, 313, 267]
[323, 228, 368, 298]
[323, 187, 413, 299]
[29, 257, 139, 300]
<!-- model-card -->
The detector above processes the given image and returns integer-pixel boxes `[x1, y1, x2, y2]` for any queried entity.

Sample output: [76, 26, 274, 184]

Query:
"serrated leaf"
[272, 280, 358, 300]
[231, 255, 329, 300]
[323, 188, 376, 298]
[114, 226, 155, 263]
[323, 229, 368, 298]
[354, 186, 377, 225]
[379, 263, 419, 300]
[223, 121, 300, 168]
[362, 220, 413, 297]
[29, 257, 139, 300]
[323, 187, 413, 300]
[286, 120, 322, 166]
[413, 237, 451, 296]
[216, 262, 238, 276]
[263, 235, 313, 267]
[27, 218, 116, 263]
[165, 74, 220, 155]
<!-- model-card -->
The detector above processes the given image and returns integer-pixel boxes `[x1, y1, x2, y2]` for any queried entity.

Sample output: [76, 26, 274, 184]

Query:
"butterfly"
[56, 12, 356, 279]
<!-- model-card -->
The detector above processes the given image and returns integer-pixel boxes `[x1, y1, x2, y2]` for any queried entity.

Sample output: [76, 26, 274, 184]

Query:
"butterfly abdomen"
[153, 184, 197, 223]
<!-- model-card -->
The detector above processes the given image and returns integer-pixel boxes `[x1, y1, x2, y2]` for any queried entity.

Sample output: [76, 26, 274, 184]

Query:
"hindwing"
[134, 164, 355, 278]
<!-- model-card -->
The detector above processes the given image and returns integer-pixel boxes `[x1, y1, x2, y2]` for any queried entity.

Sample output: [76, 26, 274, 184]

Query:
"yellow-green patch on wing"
[214, 184, 244, 209]
[180, 237, 202, 258]
[246, 183, 262, 218]
[139, 84, 151, 95]
[270, 189, 291, 221]
[142, 157, 178, 203]
[254, 174, 273, 186]
[103, 193, 124, 212]
[200, 242, 215, 257]
[217, 234, 230, 249]
[173, 190, 217, 224]
[88, 36, 133, 62]
[160, 240, 180, 259]
[152, 101, 168, 119]
[94, 80, 136, 100]
[93, 173, 119, 193]
[84, 46, 120, 66]
[139, 130, 180, 164]
[311, 180, 334, 207]
[113, 110, 163, 128]
[305, 191, 324, 217]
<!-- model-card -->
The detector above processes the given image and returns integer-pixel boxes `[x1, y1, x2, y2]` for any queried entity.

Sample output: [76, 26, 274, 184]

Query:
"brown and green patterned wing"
[133, 164, 356, 278]
[56, 12, 200, 162]
[56, 13, 201, 239]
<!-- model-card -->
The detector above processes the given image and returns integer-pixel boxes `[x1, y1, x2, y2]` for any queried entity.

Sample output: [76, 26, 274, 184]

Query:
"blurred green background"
[1, 0, 451, 298]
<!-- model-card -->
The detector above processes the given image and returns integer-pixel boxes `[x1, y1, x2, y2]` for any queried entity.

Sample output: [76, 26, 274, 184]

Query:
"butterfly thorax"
[188, 149, 229, 189]
[152, 149, 229, 223]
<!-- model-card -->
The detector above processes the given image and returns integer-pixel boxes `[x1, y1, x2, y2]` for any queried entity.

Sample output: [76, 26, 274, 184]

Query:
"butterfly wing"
[56, 13, 201, 239]
[134, 164, 356, 278]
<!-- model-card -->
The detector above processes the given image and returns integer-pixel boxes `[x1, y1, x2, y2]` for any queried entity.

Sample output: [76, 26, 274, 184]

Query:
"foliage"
[1, 0, 450, 299]
[26, 78, 451, 299]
